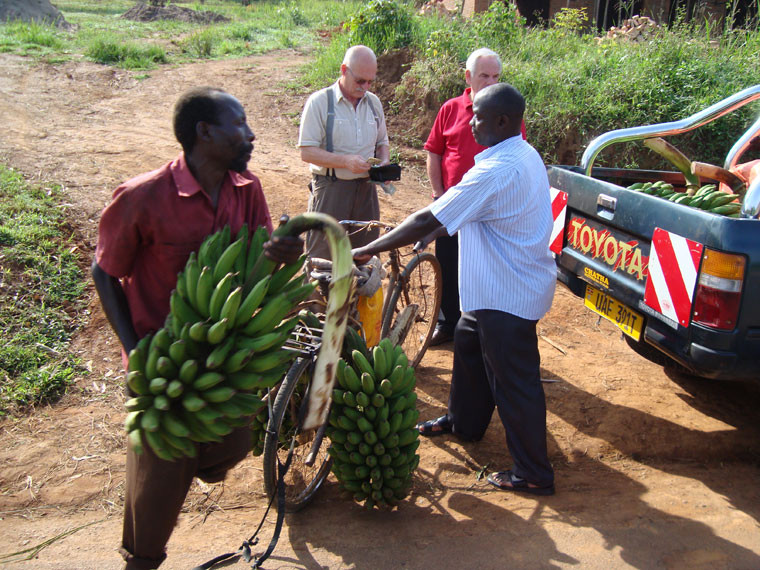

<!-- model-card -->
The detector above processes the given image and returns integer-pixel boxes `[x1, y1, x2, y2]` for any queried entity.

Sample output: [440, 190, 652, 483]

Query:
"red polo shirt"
[96, 153, 273, 338]
[424, 88, 527, 193]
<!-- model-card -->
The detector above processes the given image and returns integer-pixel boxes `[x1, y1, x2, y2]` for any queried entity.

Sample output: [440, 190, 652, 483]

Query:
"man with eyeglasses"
[298, 44, 390, 258]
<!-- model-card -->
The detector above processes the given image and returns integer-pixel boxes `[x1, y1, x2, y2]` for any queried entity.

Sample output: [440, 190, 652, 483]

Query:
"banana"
[127, 345, 146, 374]
[141, 407, 162, 432]
[149, 328, 171, 355]
[205, 335, 236, 370]
[183, 252, 200, 311]
[226, 371, 264, 391]
[213, 238, 244, 284]
[372, 345, 388, 380]
[242, 348, 295, 373]
[125, 395, 154, 412]
[234, 275, 271, 328]
[209, 272, 234, 321]
[352, 349, 376, 382]
[166, 379, 184, 399]
[284, 281, 317, 305]
[149, 376, 168, 395]
[144, 429, 175, 461]
[343, 365, 362, 393]
[245, 226, 269, 280]
[211, 398, 245, 419]
[706, 193, 737, 209]
[200, 386, 237, 404]
[144, 346, 161, 380]
[182, 410, 223, 443]
[207, 317, 230, 345]
[268, 254, 307, 293]
[189, 321, 210, 343]
[711, 203, 742, 215]
[222, 347, 256, 374]
[182, 392, 207, 413]
[170, 290, 203, 327]
[161, 430, 197, 458]
[167, 340, 187, 367]
[360, 372, 375, 396]
[125, 410, 143, 432]
[195, 266, 215, 319]
[203, 417, 235, 437]
[234, 224, 249, 277]
[153, 394, 171, 411]
[177, 360, 199, 384]
[696, 184, 717, 196]
[127, 370, 150, 396]
[196, 406, 223, 424]
[197, 231, 221, 270]
[193, 371, 226, 391]
[156, 356, 178, 379]
[219, 286, 243, 325]
[128, 428, 144, 454]
[242, 292, 291, 337]
[235, 329, 289, 353]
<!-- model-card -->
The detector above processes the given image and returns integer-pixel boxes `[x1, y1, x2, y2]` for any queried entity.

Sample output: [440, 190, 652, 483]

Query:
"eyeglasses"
[346, 67, 373, 86]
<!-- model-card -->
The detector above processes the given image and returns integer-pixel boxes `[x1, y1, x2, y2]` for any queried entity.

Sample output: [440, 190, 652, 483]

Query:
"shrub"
[85, 38, 166, 69]
[345, 0, 416, 53]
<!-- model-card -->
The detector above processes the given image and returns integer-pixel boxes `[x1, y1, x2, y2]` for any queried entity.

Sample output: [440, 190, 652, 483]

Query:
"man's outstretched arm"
[353, 207, 443, 262]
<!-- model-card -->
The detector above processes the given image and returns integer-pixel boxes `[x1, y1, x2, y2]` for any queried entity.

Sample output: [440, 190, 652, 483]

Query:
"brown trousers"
[306, 175, 380, 259]
[119, 426, 252, 570]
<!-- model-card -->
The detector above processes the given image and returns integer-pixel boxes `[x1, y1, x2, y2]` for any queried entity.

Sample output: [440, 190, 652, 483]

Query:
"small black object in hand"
[369, 164, 402, 182]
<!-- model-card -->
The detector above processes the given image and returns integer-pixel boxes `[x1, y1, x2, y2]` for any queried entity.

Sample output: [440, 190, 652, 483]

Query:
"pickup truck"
[548, 85, 760, 381]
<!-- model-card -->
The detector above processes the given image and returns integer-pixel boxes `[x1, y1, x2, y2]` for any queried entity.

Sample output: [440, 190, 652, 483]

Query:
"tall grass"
[85, 36, 166, 68]
[0, 167, 86, 415]
[309, 2, 760, 166]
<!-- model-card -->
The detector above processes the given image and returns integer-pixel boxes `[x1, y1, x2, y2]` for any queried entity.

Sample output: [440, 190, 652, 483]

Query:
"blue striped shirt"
[430, 135, 555, 320]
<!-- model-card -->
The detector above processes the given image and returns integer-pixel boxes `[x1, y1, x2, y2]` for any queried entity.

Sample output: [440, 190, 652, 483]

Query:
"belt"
[313, 174, 370, 182]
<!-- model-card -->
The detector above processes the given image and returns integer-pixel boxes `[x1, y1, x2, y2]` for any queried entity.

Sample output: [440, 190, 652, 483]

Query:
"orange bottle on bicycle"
[357, 287, 383, 347]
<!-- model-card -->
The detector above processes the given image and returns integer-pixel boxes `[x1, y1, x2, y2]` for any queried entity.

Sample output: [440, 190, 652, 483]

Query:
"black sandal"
[487, 470, 555, 496]
[416, 415, 452, 437]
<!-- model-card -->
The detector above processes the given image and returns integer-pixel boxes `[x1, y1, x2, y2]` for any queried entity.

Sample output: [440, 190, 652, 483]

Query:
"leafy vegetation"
[0, 167, 87, 415]
[308, 1, 760, 166]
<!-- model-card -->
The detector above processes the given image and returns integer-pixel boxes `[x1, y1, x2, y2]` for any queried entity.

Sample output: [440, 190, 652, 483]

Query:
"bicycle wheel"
[262, 357, 333, 512]
[380, 251, 442, 368]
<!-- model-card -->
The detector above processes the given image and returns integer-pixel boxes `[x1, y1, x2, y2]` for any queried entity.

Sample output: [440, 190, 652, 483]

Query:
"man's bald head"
[342, 45, 377, 68]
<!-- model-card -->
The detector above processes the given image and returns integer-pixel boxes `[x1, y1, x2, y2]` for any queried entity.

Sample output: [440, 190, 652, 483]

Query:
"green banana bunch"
[125, 223, 316, 460]
[326, 336, 419, 509]
[627, 181, 741, 216]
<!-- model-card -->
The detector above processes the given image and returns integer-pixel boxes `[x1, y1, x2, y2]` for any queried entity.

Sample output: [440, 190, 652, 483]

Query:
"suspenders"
[324, 88, 379, 180]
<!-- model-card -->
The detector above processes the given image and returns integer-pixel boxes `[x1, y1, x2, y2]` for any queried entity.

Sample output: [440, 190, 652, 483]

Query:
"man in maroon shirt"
[424, 48, 526, 345]
[92, 87, 302, 570]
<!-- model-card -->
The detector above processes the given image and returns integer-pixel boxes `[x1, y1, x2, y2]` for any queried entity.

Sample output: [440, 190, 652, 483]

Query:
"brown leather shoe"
[429, 324, 454, 346]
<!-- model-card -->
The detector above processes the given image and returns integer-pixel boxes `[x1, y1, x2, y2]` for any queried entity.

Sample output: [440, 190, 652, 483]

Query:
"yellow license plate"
[584, 285, 643, 341]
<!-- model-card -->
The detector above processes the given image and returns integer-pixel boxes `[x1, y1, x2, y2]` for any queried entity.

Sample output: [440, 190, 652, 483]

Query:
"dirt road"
[1, 51, 759, 569]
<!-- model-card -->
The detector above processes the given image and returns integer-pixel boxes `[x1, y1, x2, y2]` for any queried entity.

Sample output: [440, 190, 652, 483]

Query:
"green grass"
[0, 0, 363, 68]
[0, 167, 86, 415]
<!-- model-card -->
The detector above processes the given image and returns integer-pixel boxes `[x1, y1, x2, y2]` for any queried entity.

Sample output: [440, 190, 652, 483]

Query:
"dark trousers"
[448, 310, 554, 487]
[120, 426, 252, 569]
[435, 233, 460, 330]
[306, 175, 380, 259]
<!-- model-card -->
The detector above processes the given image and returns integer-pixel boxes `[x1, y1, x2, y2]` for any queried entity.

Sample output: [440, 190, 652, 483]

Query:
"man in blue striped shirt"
[353, 83, 556, 495]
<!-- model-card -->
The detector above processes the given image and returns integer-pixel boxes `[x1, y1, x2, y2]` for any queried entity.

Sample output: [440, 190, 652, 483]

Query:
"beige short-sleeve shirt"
[298, 81, 389, 180]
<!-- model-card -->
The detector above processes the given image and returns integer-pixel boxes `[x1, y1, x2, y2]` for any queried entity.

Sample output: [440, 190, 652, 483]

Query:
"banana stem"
[643, 137, 701, 194]
[274, 213, 354, 431]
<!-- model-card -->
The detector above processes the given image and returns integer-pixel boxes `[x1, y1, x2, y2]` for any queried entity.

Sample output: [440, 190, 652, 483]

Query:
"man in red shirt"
[424, 48, 526, 345]
[92, 87, 302, 570]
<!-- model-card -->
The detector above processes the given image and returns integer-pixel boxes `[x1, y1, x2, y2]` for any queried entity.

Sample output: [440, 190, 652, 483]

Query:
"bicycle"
[261, 219, 442, 512]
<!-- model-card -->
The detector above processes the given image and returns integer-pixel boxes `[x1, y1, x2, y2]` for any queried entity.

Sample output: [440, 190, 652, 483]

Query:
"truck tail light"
[692, 248, 745, 330]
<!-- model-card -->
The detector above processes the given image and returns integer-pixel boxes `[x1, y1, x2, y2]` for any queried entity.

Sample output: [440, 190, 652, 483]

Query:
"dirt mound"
[0, 0, 72, 29]
[121, 2, 229, 24]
